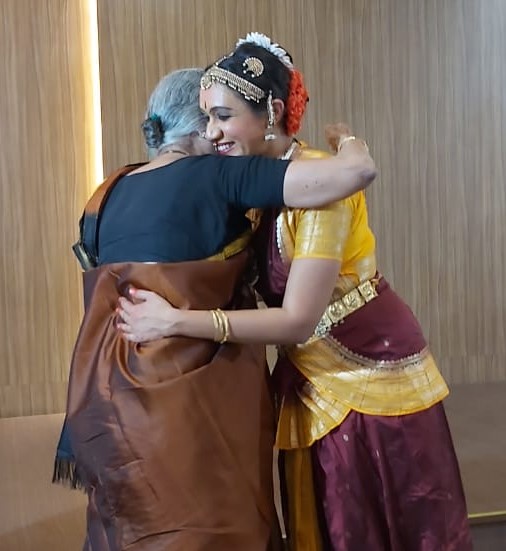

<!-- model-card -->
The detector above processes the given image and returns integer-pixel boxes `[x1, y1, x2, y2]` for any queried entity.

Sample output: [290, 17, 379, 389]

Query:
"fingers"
[336, 122, 351, 135]
[326, 122, 351, 137]
[122, 332, 141, 343]
[115, 297, 142, 332]
[123, 334, 137, 342]
[325, 122, 352, 153]
[116, 295, 147, 323]
[116, 321, 130, 333]
[324, 124, 339, 152]
[130, 289, 153, 301]
[116, 307, 129, 326]
[118, 296, 135, 315]
[116, 321, 142, 343]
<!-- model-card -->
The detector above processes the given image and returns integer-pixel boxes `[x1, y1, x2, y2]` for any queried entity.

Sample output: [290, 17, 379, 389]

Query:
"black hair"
[214, 42, 293, 127]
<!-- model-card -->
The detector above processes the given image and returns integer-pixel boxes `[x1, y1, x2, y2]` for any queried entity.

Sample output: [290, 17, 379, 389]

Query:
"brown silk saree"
[66, 252, 281, 550]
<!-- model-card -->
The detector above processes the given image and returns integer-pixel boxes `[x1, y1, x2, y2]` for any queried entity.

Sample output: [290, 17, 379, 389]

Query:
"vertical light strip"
[87, 0, 104, 186]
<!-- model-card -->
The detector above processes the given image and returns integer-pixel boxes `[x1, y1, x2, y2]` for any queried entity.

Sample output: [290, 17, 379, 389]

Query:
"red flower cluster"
[285, 69, 309, 136]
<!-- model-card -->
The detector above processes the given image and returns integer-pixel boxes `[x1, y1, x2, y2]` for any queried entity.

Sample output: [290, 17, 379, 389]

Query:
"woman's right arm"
[117, 256, 340, 345]
[218, 124, 376, 210]
[283, 135, 376, 207]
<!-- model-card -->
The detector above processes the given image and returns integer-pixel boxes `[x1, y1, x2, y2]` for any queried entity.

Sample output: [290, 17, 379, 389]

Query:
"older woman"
[57, 66, 375, 551]
[119, 35, 472, 551]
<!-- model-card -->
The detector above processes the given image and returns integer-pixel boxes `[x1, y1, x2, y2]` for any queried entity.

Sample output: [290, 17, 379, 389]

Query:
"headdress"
[201, 32, 309, 136]
[201, 63, 266, 103]
[236, 32, 293, 69]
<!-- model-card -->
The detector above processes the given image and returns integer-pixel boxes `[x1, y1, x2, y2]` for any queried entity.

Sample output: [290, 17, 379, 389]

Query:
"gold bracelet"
[215, 308, 230, 344]
[337, 135, 369, 153]
[210, 309, 224, 342]
[210, 308, 230, 343]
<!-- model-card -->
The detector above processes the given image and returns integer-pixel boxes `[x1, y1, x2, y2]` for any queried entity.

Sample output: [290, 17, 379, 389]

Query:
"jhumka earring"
[264, 90, 276, 141]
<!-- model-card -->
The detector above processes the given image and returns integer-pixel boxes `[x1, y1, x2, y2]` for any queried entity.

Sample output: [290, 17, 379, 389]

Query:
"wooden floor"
[0, 414, 86, 551]
[445, 381, 506, 517]
[0, 382, 505, 550]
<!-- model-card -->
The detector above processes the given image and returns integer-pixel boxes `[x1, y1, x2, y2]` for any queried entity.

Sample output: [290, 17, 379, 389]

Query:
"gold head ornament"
[201, 65, 266, 103]
[242, 57, 264, 78]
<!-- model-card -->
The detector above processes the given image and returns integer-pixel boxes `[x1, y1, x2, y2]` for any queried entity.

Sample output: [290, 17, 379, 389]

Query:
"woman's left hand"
[116, 288, 176, 342]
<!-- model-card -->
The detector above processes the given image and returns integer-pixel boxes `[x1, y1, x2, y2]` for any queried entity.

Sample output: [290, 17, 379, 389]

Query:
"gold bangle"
[215, 308, 230, 344]
[337, 135, 356, 152]
[210, 308, 230, 343]
[210, 309, 224, 342]
[337, 135, 369, 153]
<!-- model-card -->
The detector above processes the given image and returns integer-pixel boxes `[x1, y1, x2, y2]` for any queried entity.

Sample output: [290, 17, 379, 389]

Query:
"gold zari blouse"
[275, 145, 449, 450]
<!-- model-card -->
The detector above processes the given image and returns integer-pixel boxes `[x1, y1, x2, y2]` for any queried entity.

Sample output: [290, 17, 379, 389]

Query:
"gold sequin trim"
[276, 338, 450, 449]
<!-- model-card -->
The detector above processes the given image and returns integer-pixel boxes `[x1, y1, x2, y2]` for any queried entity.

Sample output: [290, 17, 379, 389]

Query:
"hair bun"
[142, 115, 164, 149]
[285, 69, 309, 136]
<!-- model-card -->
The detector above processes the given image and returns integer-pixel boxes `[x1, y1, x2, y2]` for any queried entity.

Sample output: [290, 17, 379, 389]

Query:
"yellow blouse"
[277, 146, 377, 297]
[274, 145, 449, 451]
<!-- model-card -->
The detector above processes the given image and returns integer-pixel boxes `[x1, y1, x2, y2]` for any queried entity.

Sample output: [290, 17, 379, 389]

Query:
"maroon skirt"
[275, 280, 472, 550]
[309, 405, 472, 551]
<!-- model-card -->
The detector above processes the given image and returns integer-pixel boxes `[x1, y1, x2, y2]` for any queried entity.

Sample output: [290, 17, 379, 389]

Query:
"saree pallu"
[66, 252, 281, 551]
[273, 280, 471, 551]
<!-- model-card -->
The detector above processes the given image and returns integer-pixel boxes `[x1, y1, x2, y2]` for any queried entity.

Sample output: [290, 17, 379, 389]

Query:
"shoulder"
[174, 154, 223, 180]
[295, 142, 362, 211]
[297, 142, 332, 160]
[200, 154, 266, 172]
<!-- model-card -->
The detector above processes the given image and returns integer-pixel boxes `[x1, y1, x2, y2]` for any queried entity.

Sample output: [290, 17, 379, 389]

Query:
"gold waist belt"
[312, 279, 379, 338]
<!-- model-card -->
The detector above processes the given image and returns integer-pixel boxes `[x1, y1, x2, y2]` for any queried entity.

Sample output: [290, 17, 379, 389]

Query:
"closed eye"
[207, 106, 233, 122]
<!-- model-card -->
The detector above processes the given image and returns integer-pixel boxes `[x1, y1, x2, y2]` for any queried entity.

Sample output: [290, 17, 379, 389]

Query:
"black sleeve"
[212, 155, 290, 208]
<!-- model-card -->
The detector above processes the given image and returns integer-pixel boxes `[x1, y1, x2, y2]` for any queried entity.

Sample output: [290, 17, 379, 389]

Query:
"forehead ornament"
[200, 65, 266, 103]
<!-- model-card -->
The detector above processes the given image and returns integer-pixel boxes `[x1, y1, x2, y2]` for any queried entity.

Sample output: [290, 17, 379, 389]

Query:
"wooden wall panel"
[97, 0, 504, 385]
[305, 0, 506, 384]
[0, 0, 96, 417]
[98, 0, 292, 173]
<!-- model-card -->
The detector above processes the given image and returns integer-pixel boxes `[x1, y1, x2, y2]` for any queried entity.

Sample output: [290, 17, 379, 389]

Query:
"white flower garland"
[236, 32, 293, 69]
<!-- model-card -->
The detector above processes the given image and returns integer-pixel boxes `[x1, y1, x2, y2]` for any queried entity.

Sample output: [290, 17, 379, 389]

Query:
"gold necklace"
[280, 140, 298, 160]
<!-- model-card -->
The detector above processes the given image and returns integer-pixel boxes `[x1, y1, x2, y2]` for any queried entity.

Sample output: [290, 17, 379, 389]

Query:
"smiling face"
[200, 84, 275, 157]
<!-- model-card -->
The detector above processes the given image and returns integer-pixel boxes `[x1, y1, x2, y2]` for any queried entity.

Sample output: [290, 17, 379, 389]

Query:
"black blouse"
[98, 154, 290, 264]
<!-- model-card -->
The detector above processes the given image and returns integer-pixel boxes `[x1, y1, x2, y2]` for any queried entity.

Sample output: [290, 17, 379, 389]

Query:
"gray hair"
[142, 68, 207, 152]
